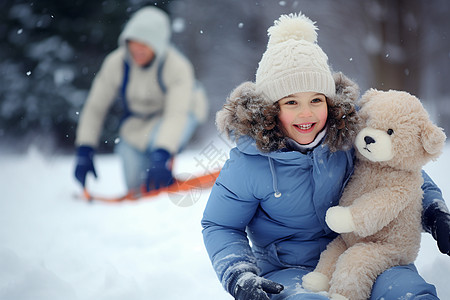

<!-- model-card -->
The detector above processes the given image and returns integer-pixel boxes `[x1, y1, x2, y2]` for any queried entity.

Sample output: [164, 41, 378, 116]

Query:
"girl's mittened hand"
[234, 272, 284, 300]
[433, 209, 450, 255]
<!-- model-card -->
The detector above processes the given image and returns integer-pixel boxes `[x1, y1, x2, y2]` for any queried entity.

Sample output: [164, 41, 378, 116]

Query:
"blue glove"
[74, 146, 97, 187]
[146, 148, 174, 191]
[232, 272, 284, 300]
[424, 202, 450, 256]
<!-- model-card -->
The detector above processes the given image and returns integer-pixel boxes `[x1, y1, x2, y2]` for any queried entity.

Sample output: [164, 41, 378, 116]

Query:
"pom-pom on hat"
[256, 13, 335, 102]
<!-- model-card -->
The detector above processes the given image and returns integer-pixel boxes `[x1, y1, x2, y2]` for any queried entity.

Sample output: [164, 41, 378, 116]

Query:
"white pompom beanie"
[255, 13, 335, 102]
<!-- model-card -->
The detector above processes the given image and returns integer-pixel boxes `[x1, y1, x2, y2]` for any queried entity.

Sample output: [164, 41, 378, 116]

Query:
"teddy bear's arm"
[352, 185, 419, 237]
[329, 183, 418, 237]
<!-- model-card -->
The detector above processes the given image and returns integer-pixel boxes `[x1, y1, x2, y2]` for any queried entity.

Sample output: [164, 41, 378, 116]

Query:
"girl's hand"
[425, 203, 450, 256]
[233, 272, 284, 300]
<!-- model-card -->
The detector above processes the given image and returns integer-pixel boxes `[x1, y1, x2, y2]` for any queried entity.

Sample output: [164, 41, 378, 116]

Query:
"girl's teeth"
[298, 124, 313, 130]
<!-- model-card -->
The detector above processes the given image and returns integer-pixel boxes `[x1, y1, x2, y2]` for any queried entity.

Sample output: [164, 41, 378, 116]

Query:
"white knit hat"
[255, 13, 335, 102]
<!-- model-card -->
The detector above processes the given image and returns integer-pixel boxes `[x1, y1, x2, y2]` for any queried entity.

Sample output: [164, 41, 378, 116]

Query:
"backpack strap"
[157, 58, 167, 94]
[120, 58, 167, 123]
[120, 60, 132, 123]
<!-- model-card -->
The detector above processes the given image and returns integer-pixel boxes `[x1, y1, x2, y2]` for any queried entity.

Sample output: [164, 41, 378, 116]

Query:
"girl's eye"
[285, 100, 296, 105]
[311, 98, 324, 103]
[387, 129, 394, 135]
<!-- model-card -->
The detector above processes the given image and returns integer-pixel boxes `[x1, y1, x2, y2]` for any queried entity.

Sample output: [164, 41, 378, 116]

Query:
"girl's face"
[278, 91, 328, 145]
[128, 40, 155, 66]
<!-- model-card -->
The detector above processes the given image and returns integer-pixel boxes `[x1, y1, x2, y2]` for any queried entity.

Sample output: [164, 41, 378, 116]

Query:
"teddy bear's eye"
[387, 129, 394, 135]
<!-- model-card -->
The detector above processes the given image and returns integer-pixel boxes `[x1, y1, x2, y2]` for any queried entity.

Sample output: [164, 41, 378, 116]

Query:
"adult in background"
[74, 6, 208, 194]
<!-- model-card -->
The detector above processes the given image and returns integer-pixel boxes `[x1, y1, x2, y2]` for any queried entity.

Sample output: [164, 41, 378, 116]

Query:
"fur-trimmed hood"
[216, 72, 360, 153]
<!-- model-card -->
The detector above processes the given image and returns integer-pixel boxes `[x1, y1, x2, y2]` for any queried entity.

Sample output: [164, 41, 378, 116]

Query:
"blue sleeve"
[201, 150, 261, 293]
[421, 170, 449, 231]
[421, 170, 445, 209]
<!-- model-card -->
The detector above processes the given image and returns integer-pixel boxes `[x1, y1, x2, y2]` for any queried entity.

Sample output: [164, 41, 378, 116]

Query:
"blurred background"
[1, 0, 449, 155]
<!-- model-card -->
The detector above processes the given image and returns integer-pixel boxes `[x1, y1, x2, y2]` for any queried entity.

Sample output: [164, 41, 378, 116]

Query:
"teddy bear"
[301, 88, 446, 300]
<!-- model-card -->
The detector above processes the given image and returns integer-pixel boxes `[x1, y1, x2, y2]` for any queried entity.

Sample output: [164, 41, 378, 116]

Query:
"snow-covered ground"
[1, 138, 449, 300]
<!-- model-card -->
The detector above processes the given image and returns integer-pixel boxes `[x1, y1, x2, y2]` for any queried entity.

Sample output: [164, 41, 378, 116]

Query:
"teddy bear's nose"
[364, 136, 376, 145]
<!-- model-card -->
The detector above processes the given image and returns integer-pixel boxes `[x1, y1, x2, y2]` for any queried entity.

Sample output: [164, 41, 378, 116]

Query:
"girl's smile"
[278, 92, 328, 145]
[294, 122, 316, 132]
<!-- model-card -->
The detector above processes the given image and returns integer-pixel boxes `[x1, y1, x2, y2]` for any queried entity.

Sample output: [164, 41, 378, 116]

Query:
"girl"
[202, 13, 449, 300]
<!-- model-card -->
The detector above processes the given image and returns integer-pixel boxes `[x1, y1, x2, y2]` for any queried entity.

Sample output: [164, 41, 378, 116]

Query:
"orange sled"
[82, 170, 220, 203]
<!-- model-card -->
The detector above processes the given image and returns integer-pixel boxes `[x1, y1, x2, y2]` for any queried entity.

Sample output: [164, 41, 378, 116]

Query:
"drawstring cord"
[268, 157, 282, 198]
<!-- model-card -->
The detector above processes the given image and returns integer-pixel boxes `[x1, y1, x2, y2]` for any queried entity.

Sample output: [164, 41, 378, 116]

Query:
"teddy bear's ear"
[358, 88, 379, 107]
[421, 121, 446, 159]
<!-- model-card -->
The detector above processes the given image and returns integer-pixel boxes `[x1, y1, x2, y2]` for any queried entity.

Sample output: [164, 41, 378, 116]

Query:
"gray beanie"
[118, 6, 171, 58]
[255, 13, 335, 102]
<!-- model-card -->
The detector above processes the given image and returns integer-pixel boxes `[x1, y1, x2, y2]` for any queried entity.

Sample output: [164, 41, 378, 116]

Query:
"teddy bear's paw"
[302, 271, 330, 292]
[325, 206, 356, 233]
[330, 293, 349, 300]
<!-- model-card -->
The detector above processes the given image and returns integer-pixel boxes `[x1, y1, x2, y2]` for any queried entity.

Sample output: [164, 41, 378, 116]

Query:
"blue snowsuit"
[202, 136, 442, 299]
